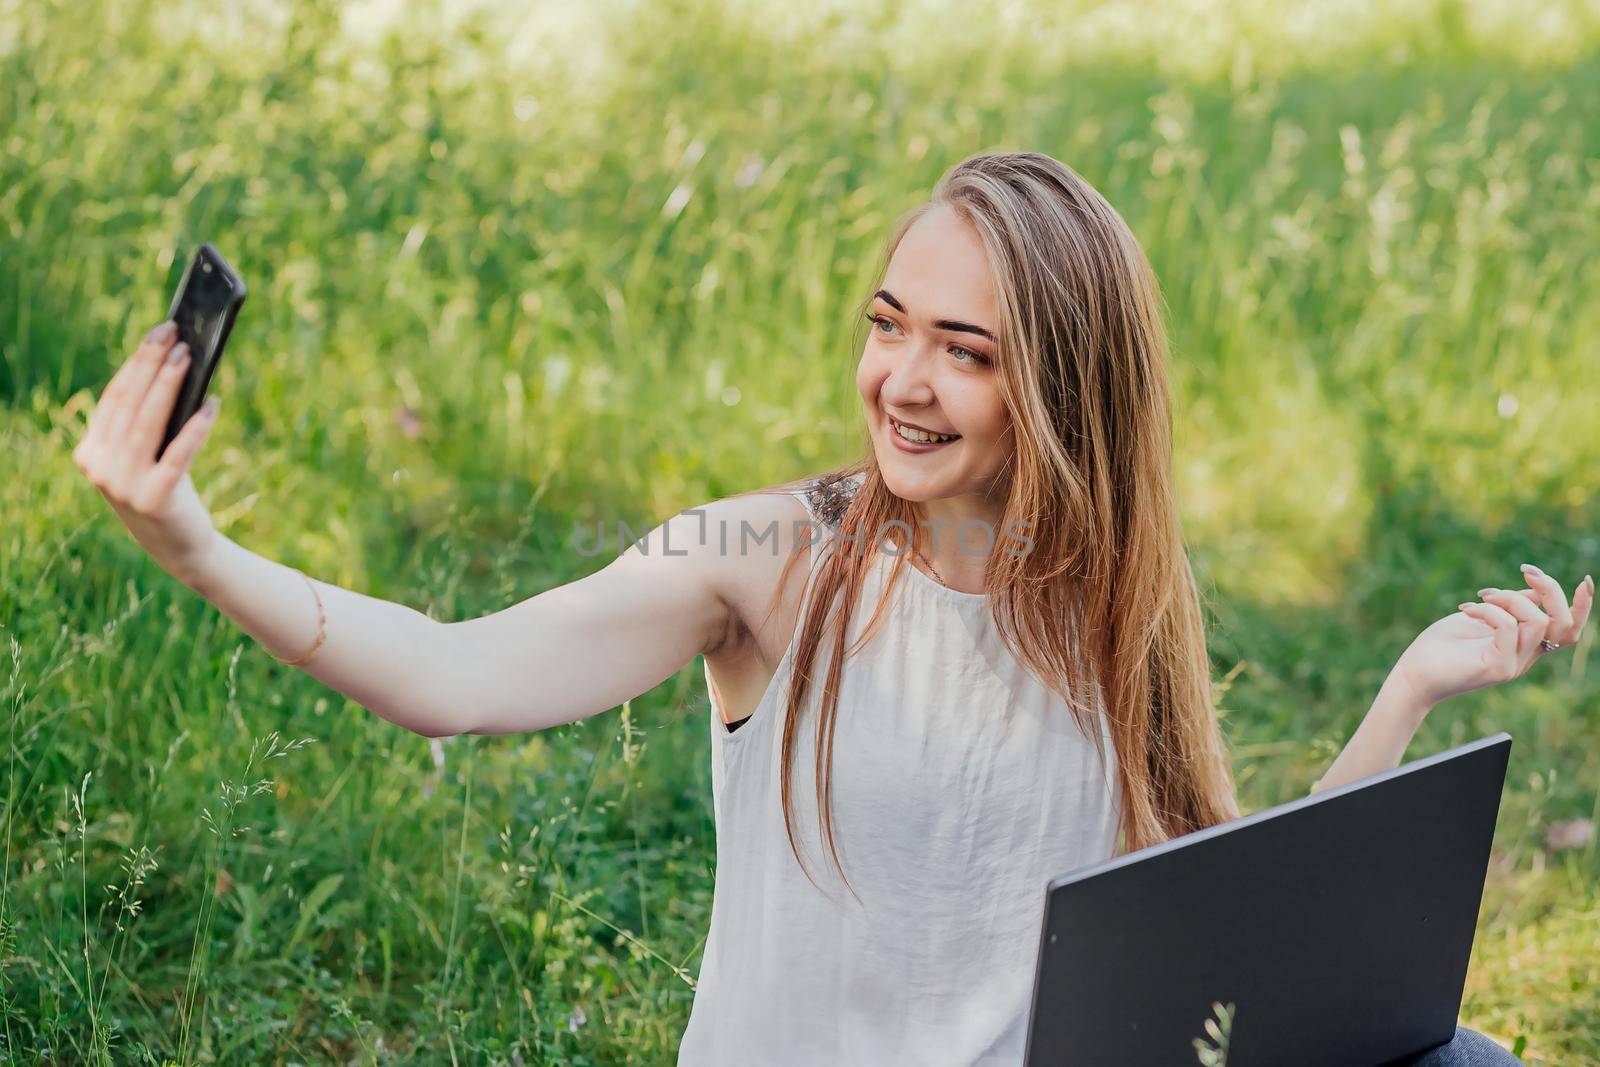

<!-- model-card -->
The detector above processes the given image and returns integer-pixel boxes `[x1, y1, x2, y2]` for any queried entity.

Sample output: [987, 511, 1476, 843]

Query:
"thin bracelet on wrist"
[273, 569, 327, 666]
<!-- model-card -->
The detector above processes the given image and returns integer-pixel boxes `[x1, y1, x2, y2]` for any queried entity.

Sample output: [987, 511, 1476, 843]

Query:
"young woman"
[74, 152, 1589, 1065]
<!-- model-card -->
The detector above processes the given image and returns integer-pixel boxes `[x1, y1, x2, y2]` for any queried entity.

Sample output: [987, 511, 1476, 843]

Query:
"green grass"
[2, 0, 1598, 1061]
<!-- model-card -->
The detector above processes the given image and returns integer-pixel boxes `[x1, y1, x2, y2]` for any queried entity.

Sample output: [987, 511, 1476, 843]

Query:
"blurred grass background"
[2, 0, 1598, 1061]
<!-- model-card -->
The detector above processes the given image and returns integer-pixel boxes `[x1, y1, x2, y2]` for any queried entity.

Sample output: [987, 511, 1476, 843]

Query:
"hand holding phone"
[68, 244, 246, 590]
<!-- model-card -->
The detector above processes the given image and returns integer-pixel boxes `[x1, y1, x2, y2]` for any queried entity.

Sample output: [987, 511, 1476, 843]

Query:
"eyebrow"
[873, 289, 996, 343]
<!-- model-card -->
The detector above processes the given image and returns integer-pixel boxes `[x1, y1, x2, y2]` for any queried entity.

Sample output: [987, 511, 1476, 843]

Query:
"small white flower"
[567, 1005, 587, 1032]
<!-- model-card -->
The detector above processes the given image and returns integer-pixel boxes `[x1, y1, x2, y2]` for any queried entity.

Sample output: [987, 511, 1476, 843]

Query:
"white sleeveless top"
[677, 474, 1122, 1066]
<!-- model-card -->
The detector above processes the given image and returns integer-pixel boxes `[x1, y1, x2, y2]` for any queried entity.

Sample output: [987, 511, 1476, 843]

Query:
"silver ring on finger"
[1538, 638, 1563, 653]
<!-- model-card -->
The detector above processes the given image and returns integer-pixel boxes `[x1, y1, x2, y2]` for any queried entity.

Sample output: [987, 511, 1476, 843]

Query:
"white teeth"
[892, 419, 957, 444]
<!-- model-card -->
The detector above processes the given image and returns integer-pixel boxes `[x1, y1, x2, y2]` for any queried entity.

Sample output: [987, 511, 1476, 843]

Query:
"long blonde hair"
[757, 151, 1240, 899]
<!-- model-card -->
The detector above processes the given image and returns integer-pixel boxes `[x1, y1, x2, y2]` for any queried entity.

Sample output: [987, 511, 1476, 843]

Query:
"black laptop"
[1023, 733, 1512, 1067]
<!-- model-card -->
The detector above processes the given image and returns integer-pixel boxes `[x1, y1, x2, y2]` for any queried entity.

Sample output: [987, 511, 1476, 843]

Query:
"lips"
[887, 413, 958, 437]
[886, 413, 960, 450]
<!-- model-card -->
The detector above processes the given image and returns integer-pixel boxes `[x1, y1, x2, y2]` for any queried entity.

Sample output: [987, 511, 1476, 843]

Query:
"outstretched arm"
[191, 501, 745, 738]
[72, 314, 763, 740]
[438, 504, 741, 736]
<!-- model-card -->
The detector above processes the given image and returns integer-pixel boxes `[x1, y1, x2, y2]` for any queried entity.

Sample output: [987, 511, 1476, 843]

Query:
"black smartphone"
[158, 243, 246, 462]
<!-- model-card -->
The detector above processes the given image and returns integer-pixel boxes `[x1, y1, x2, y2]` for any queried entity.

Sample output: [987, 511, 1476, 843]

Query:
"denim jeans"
[1381, 1026, 1524, 1066]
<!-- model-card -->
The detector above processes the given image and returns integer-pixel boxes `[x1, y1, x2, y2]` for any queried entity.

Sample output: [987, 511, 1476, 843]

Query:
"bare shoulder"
[686, 479, 857, 665]
[684, 488, 811, 616]
[639, 471, 860, 667]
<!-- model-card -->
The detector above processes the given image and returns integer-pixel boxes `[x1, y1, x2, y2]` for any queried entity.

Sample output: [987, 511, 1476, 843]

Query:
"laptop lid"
[1023, 732, 1511, 1067]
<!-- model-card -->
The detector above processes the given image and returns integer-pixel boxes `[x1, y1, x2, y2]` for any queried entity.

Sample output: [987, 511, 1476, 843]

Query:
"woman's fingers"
[1528, 569, 1594, 648]
[1475, 587, 1544, 624]
[1504, 565, 1592, 648]
[1476, 587, 1550, 662]
[1459, 601, 1521, 675]
[96, 323, 180, 460]
[145, 397, 219, 503]
[1459, 563, 1595, 682]
[1461, 599, 1518, 632]
[126, 342, 191, 468]
[81, 321, 179, 458]
[1518, 564, 1575, 639]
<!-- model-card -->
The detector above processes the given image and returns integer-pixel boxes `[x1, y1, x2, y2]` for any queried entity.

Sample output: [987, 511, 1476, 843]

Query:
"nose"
[879, 346, 937, 410]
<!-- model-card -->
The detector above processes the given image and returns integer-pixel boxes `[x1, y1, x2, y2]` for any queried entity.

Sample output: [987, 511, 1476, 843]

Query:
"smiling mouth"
[887, 415, 960, 445]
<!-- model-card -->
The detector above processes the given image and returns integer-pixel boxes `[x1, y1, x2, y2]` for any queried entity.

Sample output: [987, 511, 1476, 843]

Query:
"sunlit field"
[3, 0, 1598, 1061]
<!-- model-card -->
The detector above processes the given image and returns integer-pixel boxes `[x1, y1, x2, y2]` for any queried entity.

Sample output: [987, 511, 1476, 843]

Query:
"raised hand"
[1391, 563, 1594, 710]
[70, 320, 224, 588]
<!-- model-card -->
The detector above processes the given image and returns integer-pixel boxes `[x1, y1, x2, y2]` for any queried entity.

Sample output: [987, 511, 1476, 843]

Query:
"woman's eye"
[867, 311, 990, 365]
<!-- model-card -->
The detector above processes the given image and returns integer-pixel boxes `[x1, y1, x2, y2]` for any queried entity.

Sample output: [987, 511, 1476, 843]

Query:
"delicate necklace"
[912, 545, 947, 587]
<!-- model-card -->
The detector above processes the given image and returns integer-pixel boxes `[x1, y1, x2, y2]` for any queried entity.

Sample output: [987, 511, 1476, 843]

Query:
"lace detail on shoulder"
[802, 471, 861, 531]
